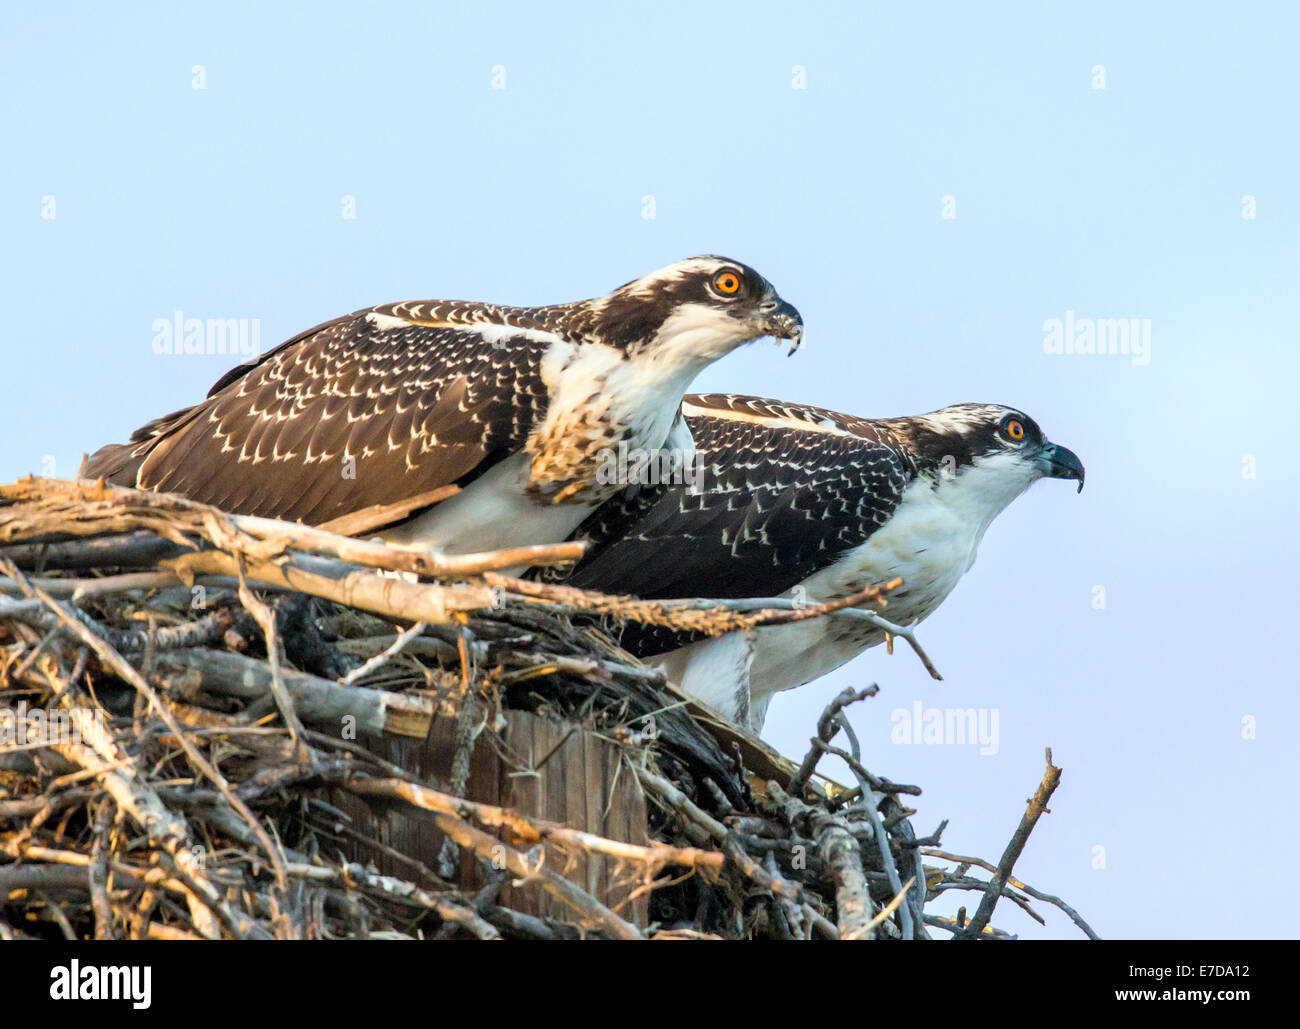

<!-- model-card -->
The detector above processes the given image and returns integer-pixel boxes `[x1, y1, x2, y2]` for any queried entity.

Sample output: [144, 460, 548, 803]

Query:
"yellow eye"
[1006, 419, 1025, 441]
[713, 270, 742, 295]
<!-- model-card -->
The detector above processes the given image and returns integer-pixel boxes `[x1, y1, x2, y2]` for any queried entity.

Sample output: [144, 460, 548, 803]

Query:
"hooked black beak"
[1043, 442, 1085, 493]
[757, 295, 804, 356]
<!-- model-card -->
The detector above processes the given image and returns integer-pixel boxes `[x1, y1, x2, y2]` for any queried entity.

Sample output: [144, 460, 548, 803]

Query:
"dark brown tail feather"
[80, 404, 199, 486]
[81, 443, 145, 485]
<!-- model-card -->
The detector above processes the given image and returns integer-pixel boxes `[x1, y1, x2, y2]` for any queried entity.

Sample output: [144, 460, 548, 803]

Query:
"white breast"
[653, 477, 994, 727]
[654, 630, 757, 724]
[384, 342, 704, 563]
[540, 340, 703, 452]
[380, 452, 598, 563]
[747, 461, 1038, 711]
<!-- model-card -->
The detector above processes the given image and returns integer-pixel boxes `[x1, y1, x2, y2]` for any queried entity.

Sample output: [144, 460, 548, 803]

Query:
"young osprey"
[544, 394, 1085, 731]
[84, 259, 802, 554]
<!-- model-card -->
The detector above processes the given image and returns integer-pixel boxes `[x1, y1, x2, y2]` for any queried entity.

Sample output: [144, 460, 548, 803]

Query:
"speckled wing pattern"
[88, 302, 566, 524]
[548, 393, 921, 655]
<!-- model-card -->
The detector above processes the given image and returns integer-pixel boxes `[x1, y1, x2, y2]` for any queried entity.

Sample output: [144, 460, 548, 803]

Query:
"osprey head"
[893, 402, 1085, 508]
[589, 256, 803, 363]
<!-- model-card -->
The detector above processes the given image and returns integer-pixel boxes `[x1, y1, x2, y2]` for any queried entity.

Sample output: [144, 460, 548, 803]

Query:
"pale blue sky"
[3, 2, 1296, 939]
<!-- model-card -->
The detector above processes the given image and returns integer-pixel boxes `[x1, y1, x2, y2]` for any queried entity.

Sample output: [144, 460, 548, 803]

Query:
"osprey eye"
[1004, 419, 1026, 441]
[712, 270, 742, 297]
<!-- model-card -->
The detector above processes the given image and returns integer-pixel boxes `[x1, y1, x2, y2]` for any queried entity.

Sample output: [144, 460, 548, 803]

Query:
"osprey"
[544, 394, 1085, 731]
[84, 259, 802, 556]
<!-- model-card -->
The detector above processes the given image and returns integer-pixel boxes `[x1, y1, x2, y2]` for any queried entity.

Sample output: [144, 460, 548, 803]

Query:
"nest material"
[0, 478, 1096, 940]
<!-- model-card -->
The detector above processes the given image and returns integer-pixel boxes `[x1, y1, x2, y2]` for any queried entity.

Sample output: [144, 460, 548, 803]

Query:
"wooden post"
[332, 708, 650, 928]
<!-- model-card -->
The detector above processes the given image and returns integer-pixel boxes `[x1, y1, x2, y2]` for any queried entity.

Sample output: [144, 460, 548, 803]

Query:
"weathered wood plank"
[332, 705, 650, 929]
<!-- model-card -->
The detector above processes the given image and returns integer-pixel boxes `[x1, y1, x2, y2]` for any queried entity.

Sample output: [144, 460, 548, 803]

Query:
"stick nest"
[0, 478, 1096, 940]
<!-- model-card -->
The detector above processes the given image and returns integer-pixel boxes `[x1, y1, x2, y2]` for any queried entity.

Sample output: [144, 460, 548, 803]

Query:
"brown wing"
[539, 393, 918, 655]
[86, 309, 558, 525]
